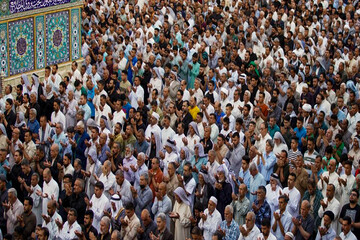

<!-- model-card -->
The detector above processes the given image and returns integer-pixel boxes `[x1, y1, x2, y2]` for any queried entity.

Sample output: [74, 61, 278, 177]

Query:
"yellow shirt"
[189, 106, 200, 120]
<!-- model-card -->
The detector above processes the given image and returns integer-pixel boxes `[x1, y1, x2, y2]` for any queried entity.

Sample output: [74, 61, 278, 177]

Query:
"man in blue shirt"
[256, 139, 277, 183]
[294, 116, 307, 151]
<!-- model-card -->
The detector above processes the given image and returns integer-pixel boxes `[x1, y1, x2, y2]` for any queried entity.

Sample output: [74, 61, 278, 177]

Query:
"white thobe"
[318, 197, 340, 231]
[112, 110, 126, 128]
[317, 171, 340, 200]
[89, 193, 111, 232]
[42, 211, 62, 240]
[145, 124, 161, 139]
[98, 172, 116, 199]
[30, 184, 43, 225]
[161, 127, 176, 144]
[42, 178, 59, 215]
[198, 209, 222, 240]
[283, 187, 301, 218]
[114, 179, 133, 205]
[5, 199, 24, 234]
[56, 221, 82, 240]
[238, 225, 260, 240]
[51, 111, 66, 131]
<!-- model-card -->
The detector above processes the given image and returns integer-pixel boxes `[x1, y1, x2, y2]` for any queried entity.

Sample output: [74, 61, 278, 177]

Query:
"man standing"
[283, 173, 301, 218]
[131, 173, 153, 218]
[55, 208, 82, 240]
[37, 168, 59, 215]
[120, 202, 141, 240]
[271, 195, 292, 240]
[198, 196, 222, 240]
[231, 184, 250, 226]
[224, 132, 245, 177]
[17, 196, 37, 237]
[85, 181, 110, 232]
[257, 218, 276, 240]
[150, 213, 173, 240]
[318, 184, 340, 231]
[292, 200, 314, 240]
[238, 212, 260, 240]
[3, 188, 24, 234]
[42, 200, 62, 240]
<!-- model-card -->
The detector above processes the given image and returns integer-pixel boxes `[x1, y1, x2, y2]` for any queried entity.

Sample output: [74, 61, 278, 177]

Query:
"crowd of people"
[1, 0, 360, 239]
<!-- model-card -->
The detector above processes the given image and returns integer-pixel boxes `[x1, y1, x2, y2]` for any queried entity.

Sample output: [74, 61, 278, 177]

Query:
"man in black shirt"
[76, 210, 98, 240]
[339, 189, 360, 237]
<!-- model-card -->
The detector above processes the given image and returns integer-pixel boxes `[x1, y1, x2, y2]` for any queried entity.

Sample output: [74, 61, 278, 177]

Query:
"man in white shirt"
[37, 168, 59, 215]
[198, 196, 222, 240]
[85, 181, 111, 232]
[112, 169, 133, 205]
[55, 208, 82, 240]
[317, 159, 340, 198]
[256, 218, 276, 240]
[97, 160, 116, 199]
[50, 99, 66, 130]
[339, 216, 357, 240]
[42, 200, 62, 240]
[283, 173, 301, 218]
[4, 188, 24, 234]
[69, 61, 82, 84]
[144, 112, 161, 140]
[238, 212, 261, 240]
[318, 184, 340, 231]
[161, 115, 175, 144]
[95, 94, 112, 126]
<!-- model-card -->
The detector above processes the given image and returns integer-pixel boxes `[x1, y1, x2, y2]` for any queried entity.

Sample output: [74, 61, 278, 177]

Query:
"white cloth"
[198, 208, 222, 240]
[56, 221, 82, 240]
[30, 184, 43, 225]
[114, 179, 133, 205]
[282, 187, 301, 218]
[238, 224, 260, 240]
[89, 193, 111, 232]
[318, 197, 340, 231]
[161, 127, 176, 145]
[51, 111, 66, 131]
[112, 110, 126, 127]
[145, 124, 161, 139]
[42, 178, 59, 215]
[42, 211, 62, 240]
[5, 199, 24, 234]
[317, 171, 340, 199]
[98, 172, 116, 199]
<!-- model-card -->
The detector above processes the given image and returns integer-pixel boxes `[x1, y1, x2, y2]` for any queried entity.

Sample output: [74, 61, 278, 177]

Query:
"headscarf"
[22, 74, 30, 88]
[270, 173, 282, 188]
[199, 170, 209, 184]
[15, 112, 26, 128]
[249, 61, 260, 77]
[194, 143, 206, 158]
[180, 146, 191, 161]
[110, 194, 123, 218]
[188, 121, 200, 136]
[174, 187, 191, 206]
[274, 132, 286, 145]
[32, 73, 39, 89]
[0, 124, 7, 137]
[100, 115, 111, 130]
[88, 148, 98, 162]
[164, 139, 177, 153]
[347, 80, 358, 99]
[217, 164, 230, 183]
[146, 131, 163, 158]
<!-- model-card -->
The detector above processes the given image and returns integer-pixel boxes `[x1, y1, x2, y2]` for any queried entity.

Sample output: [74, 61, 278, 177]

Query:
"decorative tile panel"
[0, 23, 8, 77]
[35, 15, 45, 69]
[71, 8, 80, 60]
[9, 18, 35, 75]
[46, 11, 70, 66]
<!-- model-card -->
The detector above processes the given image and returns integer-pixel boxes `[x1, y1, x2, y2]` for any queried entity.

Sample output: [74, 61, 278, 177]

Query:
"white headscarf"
[110, 194, 123, 218]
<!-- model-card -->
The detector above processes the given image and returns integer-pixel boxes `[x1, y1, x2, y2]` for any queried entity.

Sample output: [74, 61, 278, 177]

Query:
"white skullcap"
[76, 121, 85, 128]
[209, 196, 218, 205]
[302, 104, 312, 112]
[221, 87, 228, 95]
[285, 232, 294, 239]
[152, 112, 160, 121]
